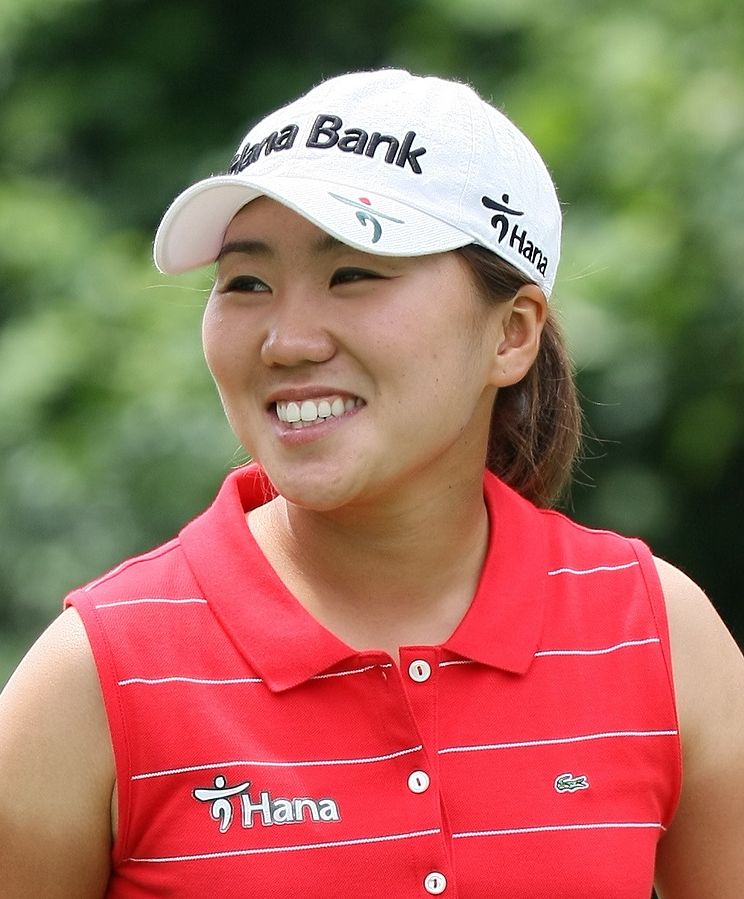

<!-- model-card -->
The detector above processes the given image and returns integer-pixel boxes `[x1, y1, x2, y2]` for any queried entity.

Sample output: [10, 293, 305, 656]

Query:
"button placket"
[398, 650, 449, 896]
[400, 651, 439, 748]
[400, 650, 439, 798]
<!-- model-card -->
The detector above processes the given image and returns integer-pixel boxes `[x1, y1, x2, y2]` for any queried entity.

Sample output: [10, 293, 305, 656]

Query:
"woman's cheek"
[202, 304, 234, 384]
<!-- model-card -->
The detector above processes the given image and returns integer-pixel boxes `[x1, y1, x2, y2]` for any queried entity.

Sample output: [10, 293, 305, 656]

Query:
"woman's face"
[203, 197, 525, 512]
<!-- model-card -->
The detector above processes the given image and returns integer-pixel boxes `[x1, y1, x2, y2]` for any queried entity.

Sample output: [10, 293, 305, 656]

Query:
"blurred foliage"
[1, 0, 743, 683]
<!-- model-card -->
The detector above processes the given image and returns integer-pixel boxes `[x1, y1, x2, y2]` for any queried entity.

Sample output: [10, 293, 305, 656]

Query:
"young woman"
[1, 69, 742, 898]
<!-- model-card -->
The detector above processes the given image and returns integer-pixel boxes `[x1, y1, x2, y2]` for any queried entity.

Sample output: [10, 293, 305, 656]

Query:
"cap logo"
[307, 115, 426, 173]
[229, 115, 427, 176]
[482, 193, 524, 241]
[229, 125, 299, 174]
[481, 193, 549, 278]
[328, 192, 405, 243]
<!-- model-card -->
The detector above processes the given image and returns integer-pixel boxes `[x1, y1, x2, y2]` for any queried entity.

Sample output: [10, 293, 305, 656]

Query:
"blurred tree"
[1, 0, 743, 683]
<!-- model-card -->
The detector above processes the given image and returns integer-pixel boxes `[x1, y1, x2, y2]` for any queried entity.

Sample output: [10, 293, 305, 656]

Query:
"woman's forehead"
[223, 198, 343, 250]
[219, 198, 416, 271]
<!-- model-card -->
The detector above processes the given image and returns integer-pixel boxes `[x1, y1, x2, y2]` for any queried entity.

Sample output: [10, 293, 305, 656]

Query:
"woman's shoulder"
[0, 608, 114, 896]
[0, 608, 110, 775]
[653, 557, 744, 897]
[653, 555, 744, 733]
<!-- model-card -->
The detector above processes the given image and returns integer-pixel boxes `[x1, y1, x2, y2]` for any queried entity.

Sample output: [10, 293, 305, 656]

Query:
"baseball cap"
[153, 69, 562, 296]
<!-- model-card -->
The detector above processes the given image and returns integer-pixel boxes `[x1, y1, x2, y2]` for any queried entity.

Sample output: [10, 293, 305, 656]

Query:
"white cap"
[153, 69, 562, 296]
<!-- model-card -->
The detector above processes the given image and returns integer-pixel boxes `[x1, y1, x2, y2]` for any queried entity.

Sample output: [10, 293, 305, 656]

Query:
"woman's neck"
[247, 470, 491, 655]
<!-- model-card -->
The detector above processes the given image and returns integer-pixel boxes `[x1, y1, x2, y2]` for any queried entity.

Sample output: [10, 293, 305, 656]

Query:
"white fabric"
[153, 70, 561, 296]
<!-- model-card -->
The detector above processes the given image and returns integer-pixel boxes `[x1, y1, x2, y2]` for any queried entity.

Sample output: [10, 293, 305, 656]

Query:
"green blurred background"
[2, 0, 743, 684]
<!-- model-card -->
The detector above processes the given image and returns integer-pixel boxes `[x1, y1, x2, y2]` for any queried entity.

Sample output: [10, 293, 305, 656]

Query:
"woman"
[1, 69, 742, 898]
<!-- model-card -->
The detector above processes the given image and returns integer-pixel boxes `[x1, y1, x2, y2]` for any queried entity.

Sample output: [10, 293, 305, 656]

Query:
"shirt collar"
[179, 465, 546, 691]
[443, 471, 547, 674]
[179, 465, 356, 692]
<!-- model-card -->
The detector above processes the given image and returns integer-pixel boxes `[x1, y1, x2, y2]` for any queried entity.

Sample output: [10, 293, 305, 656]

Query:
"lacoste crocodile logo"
[554, 772, 590, 793]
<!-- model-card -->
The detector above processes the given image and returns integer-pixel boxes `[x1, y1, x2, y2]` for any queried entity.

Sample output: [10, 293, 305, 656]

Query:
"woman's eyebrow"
[313, 233, 345, 254]
[216, 239, 270, 262]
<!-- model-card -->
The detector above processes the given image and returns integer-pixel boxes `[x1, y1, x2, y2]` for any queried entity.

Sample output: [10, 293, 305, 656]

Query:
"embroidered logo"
[554, 772, 590, 793]
[481, 192, 548, 277]
[228, 115, 427, 175]
[481, 193, 524, 240]
[228, 125, 300, 174]
[193, 774, 342, 833]
[193, 775, 251, 832]
[328, 192, 405, 243]
[309, 116, 426, 173]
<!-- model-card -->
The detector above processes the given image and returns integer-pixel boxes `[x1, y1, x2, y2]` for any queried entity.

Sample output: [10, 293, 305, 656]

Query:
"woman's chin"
[261, 465, 368, 514]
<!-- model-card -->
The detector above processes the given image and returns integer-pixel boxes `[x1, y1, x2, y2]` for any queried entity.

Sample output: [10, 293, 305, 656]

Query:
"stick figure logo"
[328, 192, 405, 243]
[481, 193, 524, 242]
[193, 775, 251, 833]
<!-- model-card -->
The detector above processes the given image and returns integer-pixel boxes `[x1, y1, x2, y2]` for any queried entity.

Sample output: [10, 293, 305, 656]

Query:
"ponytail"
[457, 245, 582, 508]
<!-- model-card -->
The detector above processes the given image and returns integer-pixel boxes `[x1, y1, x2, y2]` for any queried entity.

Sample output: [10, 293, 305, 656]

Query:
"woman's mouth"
[274, 395, 365, 430]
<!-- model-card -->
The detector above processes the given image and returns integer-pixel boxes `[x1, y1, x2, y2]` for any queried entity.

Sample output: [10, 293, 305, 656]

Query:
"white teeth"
[275, 395, 362, 428]
[285, 402, 301, 423]
[300, 400, 318, 422]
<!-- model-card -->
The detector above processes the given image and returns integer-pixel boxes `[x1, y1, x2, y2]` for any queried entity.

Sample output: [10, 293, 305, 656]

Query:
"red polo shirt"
[67, 465, 680, 898]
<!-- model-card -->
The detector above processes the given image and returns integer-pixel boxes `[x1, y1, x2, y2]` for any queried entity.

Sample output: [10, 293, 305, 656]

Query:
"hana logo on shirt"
[193, 775, 342, 833]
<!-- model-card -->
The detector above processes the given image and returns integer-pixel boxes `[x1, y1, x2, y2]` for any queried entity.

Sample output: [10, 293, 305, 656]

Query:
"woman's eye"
[330, 268, 382, 287]
[221, 275, 270, 293]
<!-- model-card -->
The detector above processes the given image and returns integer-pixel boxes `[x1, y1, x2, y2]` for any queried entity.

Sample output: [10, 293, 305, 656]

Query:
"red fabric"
[67, 465, 680, 898]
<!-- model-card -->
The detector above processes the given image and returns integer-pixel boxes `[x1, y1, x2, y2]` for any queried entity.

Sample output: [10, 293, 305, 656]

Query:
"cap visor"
[153, 174, 473, 274]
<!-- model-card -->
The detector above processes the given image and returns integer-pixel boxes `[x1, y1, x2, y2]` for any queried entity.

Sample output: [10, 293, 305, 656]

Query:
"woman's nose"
[259, 289, 336, 367]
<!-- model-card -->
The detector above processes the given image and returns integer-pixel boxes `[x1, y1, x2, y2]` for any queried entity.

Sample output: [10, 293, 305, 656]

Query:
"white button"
[408, 770, 430, 794]
[408, 659, 432, 682]
[424, 871, 447, 894]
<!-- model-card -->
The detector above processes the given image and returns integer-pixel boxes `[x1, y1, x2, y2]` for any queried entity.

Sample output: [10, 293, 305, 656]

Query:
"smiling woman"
[203, 197, 527, 514]
[1, 68, 742, 899]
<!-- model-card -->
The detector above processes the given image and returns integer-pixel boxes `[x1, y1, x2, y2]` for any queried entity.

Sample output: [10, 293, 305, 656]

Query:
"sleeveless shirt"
[67, 464, 680, 898]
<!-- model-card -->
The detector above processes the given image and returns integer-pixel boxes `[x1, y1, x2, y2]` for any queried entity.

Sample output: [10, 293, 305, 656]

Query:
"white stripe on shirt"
[547, 561, 640, 576]
[311, 663, 394, 680]
[439, 638, 661, 667]
[119, 676, 263, 686]
[453, 821, 665, 839]
[83, 542, 179, 591]
[132, 745, 424, 780]
[95, 597, 207, 609]
[534, 638, 660, 657]
[129, 827, 442, 864]
[118, 663, 393, 687]
[439, 729, 678, 755]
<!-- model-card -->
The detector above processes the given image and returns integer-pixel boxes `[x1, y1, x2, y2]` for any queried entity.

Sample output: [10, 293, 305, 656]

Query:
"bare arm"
[0, 607, 114, 898]
[653, 558, 744, 898]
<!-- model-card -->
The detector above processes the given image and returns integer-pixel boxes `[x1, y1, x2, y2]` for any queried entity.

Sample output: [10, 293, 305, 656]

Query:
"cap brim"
[153, 174, 474, 274]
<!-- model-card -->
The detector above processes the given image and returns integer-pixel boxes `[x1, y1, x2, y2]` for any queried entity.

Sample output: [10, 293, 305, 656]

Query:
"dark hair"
[457, 245, 582, 508]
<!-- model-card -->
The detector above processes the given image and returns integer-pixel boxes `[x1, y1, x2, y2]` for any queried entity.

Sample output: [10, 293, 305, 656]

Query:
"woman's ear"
[489, 284, 548, 387]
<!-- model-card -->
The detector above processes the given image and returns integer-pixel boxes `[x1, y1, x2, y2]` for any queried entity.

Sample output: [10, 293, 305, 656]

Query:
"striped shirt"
[67, 465, 680, 898]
